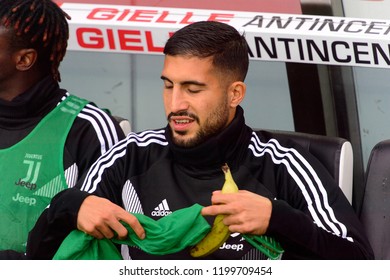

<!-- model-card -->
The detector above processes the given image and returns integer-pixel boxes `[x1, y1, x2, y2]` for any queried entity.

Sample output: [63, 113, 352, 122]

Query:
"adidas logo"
[151, 199, 172, 217]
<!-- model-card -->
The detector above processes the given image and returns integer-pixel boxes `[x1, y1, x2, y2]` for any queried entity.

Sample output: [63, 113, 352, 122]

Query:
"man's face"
[161, 55, 235, 148]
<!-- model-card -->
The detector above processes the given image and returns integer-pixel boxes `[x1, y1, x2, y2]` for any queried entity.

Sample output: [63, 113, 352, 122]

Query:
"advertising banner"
[60, 3, 390, 68]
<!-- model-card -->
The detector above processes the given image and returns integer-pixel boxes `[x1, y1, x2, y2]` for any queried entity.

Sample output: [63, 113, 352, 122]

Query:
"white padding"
[338, 141, 353, 204]
[119, 120, 132, 135]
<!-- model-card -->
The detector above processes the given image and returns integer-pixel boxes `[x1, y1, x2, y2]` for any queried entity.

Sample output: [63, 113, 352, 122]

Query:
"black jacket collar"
[0, 76, 64, 128]
[165, 106, 252, 175]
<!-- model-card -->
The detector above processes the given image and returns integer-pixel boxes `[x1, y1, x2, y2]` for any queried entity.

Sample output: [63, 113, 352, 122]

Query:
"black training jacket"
[26, 106, 374, 260]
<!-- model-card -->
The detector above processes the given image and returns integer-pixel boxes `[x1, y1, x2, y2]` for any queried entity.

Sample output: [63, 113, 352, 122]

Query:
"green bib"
[0, 95, 88, 252]
[52, 203, 284, 260]
[53, 204, 211, 260]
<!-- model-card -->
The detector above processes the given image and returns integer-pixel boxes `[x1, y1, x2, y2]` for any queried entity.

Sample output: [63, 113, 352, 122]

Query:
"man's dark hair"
[164, 21, 249, 82]
[0, 0, 71, 82]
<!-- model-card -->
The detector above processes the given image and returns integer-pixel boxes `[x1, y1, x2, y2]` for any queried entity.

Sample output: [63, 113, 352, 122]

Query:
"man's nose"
[170, 88, 189, 112]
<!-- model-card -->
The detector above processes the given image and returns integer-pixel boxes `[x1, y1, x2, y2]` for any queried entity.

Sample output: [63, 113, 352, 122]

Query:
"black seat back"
[264, 130, 353, 204]
[360, 139, 390, 259]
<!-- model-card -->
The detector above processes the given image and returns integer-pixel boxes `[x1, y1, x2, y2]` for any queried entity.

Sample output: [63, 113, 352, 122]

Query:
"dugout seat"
[360, 139, 390, 259]
[264, 130, 353, 204]
[113, 116, 132, 135]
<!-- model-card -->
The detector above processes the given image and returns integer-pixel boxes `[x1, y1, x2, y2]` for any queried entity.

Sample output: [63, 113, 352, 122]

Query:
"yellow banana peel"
[190, 163, 238, 258]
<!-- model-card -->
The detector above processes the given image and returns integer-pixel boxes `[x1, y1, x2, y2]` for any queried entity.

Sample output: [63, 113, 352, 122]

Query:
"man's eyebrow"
[160, 75, 206, 87]
[160, 75, 172, 83]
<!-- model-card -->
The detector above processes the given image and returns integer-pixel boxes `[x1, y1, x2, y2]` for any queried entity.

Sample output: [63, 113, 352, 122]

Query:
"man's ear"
[228, 81, 246, 108]
[14, 49, 37, 71]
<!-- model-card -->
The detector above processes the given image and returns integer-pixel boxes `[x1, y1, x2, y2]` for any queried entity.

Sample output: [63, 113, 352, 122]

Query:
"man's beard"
[169, 98, 230, 148]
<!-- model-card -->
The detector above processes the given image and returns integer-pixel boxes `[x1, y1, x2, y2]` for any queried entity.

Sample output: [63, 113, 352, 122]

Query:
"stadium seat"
[360, 139, 390, 259]
[263, 130, 353, 204]
[113, 116, 132, 135]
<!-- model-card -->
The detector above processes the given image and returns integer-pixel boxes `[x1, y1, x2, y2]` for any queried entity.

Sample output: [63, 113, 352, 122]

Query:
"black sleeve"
[268, 199, 374, 259]
[63, 110, 126, 178]
[26, 188, 90, 260]
[263, 136, 374, 259]
[0, 250, 27, 260]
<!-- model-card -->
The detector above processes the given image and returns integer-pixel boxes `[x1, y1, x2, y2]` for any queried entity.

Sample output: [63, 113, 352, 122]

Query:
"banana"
[220, 163, 239, 194]
[190, 163, 239, 257]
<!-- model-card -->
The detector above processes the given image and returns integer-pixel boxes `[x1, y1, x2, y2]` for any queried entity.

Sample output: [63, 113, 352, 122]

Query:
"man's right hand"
[77, 195, 145, 240]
